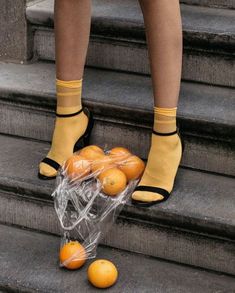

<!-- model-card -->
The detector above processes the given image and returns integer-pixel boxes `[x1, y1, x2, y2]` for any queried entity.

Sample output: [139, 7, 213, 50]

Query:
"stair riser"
[0, 191, 234, 275]
[34, 30, 235, 88]
[0, 103, 234, 176]
[181, 0, 235, 9]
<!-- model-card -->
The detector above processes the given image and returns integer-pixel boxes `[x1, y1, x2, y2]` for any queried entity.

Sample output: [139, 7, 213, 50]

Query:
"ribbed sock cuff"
[56, 78, 83, 88]
[154, 107, 177, 117]
[56, 78, 83, 113]
[153, 107, 177, 133]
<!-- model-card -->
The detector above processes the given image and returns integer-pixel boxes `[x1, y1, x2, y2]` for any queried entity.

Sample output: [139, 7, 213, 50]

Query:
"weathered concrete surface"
[181, 0, 235, 9]
[1, 134, 234, 238]
[0, 61, 234, 175]
[0, 134, 235, 274]
[0, 62, 234, 139]
[0, 103, 234, 176]
[26, 0, 235, 86]
[1, 224, 235, 293]
[1, 191, 235, 276]
[27, 0, 235, 42]
[34, 29, 235, 87]
[0, 0, 33, 63]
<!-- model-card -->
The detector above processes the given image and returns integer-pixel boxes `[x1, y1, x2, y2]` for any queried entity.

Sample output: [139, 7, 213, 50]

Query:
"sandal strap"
[56, 108, 83, 118]
[41, 157, 61, 171]
[134, 185, 170, 200]
[152, 129, 178, 136]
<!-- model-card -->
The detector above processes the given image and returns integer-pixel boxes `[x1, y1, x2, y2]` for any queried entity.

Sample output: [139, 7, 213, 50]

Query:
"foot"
[39, 111, 88, 177]
[132, 132, 182, 204]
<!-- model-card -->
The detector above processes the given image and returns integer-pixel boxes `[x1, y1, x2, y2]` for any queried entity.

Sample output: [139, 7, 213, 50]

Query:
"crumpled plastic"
[51, 148, 139, 267]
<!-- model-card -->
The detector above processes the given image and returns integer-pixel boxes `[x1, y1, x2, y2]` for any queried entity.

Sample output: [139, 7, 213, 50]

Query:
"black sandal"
[38, 107, 94, 180]
[131, 128, 184, 207]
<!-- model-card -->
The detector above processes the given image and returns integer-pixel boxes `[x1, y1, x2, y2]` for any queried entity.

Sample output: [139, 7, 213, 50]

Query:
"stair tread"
[0, 223, 234, 293]
[0, 61, 235, 140]
[181, 0, 235, 9]
[0, 132, 234, 239]
[26, 0, 235, 49]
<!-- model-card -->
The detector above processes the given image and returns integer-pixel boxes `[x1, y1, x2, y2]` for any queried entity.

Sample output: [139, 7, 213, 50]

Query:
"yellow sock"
[132, 107, 182, 203]
[39, 78, 88, 177]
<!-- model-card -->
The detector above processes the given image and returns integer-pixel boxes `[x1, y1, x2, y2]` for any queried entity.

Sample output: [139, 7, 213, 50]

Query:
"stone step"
[0, 133, 234, 275]
[26, 0, 235, 87]
[182, 0, 235, 9]
[0, 61, 234, 176]
[26, 0, 235, 10]
[1, 224, 235, 293]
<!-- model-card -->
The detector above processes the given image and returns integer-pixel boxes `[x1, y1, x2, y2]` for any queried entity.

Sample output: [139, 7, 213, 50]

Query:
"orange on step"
[59, 241, 87, 270]
[118, 155, 145, 181]
[87, 259, 118, 289]
[79, 145, 105, 161]
[65, 155, 91, 179]
[98, 167, 127, 196]
[108, 147, 132, 164]
[91, 155, 115, 174]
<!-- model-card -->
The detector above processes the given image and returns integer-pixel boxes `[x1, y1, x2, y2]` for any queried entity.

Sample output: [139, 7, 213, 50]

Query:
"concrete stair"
[181, 0, 235, 9]
[0, 0, 235, 291]
[0, 61, 234, 176]
[26, 0, 235, 87]
[0, 133, 234, 277]
[1, 223, 235, 293]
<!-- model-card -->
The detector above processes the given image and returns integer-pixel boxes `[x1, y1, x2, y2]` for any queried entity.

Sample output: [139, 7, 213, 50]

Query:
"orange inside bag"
[64, 145, 145, 196]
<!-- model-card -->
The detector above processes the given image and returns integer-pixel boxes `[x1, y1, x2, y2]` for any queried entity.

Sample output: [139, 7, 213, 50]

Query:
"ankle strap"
[56, 108, 83, 117]
[152, 129, 178, 136]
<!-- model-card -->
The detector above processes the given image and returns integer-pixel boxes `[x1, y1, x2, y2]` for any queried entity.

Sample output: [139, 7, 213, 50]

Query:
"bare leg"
[55, 0, 91, 80]
[132, 0, 183, 203]
[39, 0, 92, 178]
[139, 0, 182, 107]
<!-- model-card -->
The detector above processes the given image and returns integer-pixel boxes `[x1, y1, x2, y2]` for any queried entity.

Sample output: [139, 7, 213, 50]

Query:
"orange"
[87, 259, 118, 289]
[91, 155, 115, 174]
[98, 167, 127, 196]
[59, 241, 87, 270]
[108, 147, 132, 164]
[65, 155, 91, 179]
[118, 155, 145, 181]
[79, 145, 104, 161]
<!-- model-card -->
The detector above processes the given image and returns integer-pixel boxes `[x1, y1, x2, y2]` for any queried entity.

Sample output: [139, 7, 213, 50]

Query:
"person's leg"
[132, 0, 183, 203]
[39, 0, 92, 178]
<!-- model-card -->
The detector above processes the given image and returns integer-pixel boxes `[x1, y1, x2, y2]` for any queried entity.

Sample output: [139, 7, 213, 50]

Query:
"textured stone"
[26, 0, 235, 86]
[1, 133, 234, 238]
[0, 134, 235, 274]
[0, 61, 234, 175]
[181, 0, 235, 9]
[0, 0, 33, 62]
[1, 224, 235, 293]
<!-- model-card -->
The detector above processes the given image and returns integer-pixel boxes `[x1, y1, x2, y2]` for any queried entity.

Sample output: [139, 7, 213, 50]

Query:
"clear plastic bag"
[51, 146, 143, 268]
